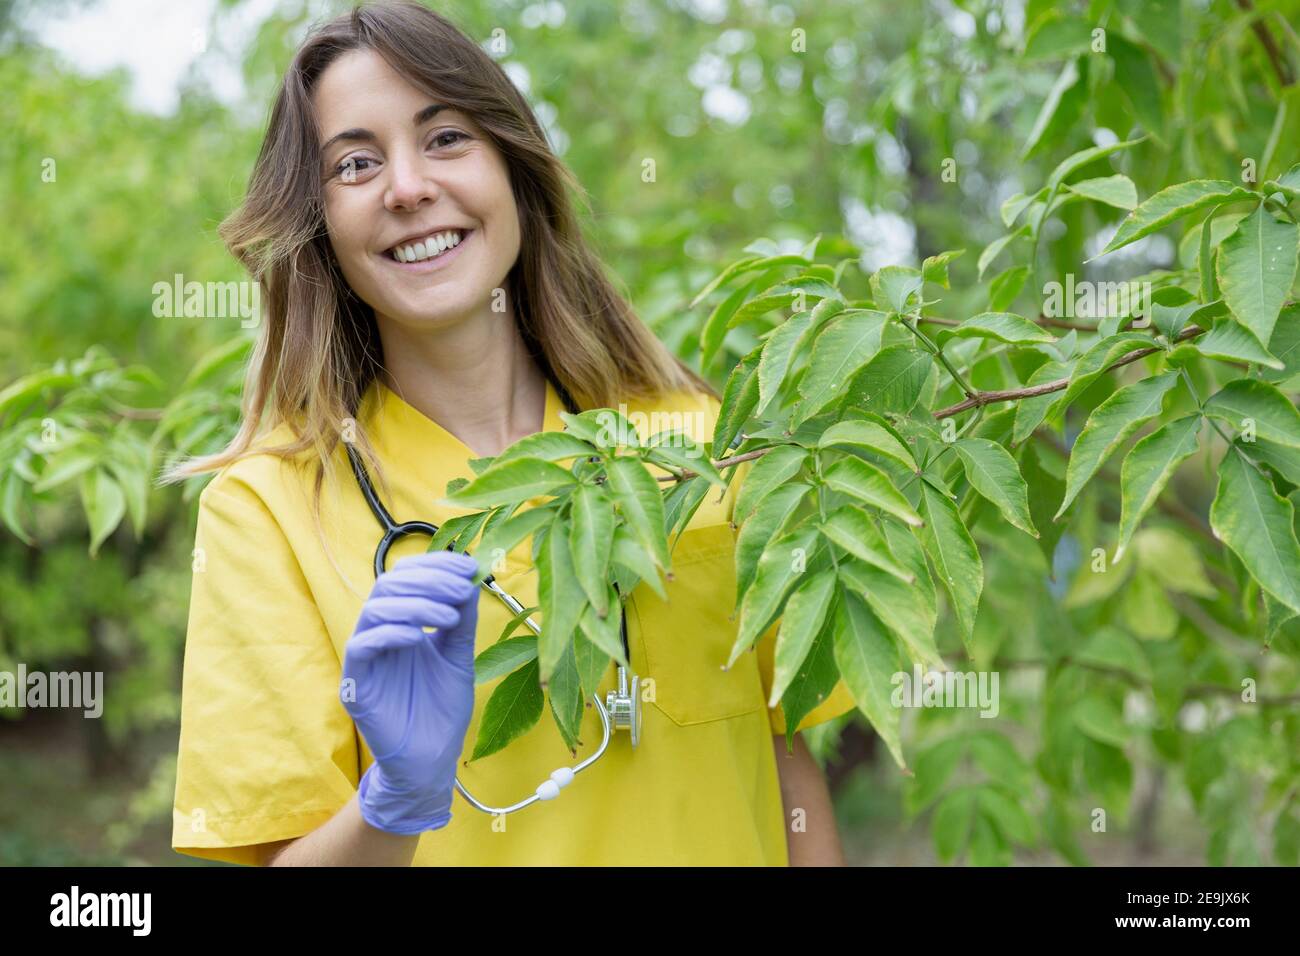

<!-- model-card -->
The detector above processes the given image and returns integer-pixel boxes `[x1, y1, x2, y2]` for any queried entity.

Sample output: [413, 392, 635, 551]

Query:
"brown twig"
[1235, 0, 1296, 87]
[932, 325, 1205, 419]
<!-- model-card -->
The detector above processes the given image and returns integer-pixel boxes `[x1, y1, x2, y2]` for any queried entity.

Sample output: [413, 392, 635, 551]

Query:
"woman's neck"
[375, 308, 549, 459]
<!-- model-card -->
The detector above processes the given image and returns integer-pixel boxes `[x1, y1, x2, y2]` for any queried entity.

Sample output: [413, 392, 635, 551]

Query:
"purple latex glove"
[340, 550, 481, 835]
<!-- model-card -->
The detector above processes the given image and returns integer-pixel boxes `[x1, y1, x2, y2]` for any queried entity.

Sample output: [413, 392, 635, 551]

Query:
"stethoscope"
[344, 377, 642, 816]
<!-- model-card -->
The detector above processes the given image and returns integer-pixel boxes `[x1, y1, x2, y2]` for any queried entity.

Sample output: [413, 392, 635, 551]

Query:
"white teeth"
[390, 229, 465, 263]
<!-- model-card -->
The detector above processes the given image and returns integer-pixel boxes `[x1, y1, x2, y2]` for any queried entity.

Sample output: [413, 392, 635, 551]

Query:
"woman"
[166, 0, 854, 866]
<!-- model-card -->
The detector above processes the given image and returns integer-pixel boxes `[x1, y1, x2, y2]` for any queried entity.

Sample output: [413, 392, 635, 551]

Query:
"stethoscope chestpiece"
[605, 665, 641, 748]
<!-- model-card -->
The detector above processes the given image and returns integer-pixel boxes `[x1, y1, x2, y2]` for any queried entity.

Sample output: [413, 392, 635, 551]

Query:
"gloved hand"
[340, 550, 481, 835]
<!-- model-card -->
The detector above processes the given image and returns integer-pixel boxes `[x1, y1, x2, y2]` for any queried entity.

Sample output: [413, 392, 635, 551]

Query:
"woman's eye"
[334, 156, 375, 180]
[430, 130, 468, 149]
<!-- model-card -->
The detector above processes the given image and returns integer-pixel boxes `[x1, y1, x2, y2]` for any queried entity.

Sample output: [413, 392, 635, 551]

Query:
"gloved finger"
[390, 550, 479, 578]
[344, 618, 462, 668]
[370, 566, 479, 604]
[355, 595, 462, 630]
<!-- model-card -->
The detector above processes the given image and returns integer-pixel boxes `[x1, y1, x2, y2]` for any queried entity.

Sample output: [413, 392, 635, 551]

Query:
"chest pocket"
[629, 520, 766, 726]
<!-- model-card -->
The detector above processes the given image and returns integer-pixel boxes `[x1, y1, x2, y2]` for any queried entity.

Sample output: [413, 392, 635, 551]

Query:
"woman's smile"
[380, 227, 475, 273]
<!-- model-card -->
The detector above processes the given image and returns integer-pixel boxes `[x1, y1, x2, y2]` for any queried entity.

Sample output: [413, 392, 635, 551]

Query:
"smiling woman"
[162, 0, 852, 868]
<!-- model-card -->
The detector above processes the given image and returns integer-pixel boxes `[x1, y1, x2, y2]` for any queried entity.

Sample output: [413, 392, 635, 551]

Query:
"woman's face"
[313, 49, 521, 329]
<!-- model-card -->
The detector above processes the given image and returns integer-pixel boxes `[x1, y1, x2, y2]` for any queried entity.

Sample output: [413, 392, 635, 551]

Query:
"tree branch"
[1235, 0, 1296, 87]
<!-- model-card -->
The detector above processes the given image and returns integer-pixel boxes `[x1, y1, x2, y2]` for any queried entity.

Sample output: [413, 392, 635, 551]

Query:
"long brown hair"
[160, 0, 717, 520]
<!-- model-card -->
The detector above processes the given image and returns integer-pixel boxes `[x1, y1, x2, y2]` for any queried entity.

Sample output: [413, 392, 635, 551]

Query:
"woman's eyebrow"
[320, 104, 454, 153]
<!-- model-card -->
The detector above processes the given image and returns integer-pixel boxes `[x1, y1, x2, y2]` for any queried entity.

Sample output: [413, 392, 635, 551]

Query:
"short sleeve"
[171, 467, 358, 866]
[726, 454, 857, 737]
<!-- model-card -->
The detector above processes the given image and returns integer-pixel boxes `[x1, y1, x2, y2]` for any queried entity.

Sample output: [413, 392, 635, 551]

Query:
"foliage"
[3, 0, 1299, 864]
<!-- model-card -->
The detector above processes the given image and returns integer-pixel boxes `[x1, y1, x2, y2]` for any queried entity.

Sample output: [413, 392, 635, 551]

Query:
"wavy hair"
[160, 0, 717, 525]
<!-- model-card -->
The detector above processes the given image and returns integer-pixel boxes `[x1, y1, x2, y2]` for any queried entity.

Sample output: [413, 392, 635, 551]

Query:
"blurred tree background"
[1, 0, 1297, 864]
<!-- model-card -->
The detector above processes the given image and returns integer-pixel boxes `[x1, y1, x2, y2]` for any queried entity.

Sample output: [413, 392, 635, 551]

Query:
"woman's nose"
[384, 153, 440, 212]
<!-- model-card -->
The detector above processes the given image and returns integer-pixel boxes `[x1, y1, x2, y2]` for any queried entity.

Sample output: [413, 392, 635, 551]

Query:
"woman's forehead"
[313, 49, 472, 128]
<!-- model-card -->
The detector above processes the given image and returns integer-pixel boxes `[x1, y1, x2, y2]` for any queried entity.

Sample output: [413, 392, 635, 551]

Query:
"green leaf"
[1098, 181, 1257, 256]
[577, 583, 627, 670]
[1001, 190, 1047, 229]
[1046, 332, 1152, 417]
[1022, 12, 1093, 61]
[978, 786, 1037, 847]
[733, 444, 809, 525]
[471, 658, 545, 760]
[1262, 304, 1300, 382]
[570, 484, 615, 616]
[690, 253, 808, 309]
[823, 456, 923, 527]
[1209, 449, 1300, 615]
[978, 225, 1031, 278]
[537, 517, 586, 680]
[871, 265, 924, 312]
[1064, 174, 1138, 210]
[700, 277, 757, 371]
[819, 504, 914, 582]
[492, 431, 599, 467]
[1136, 527, 1216, 598]
[469, 506, 555, 584]
[757, 310, 815, 411]
[907, 737, 967, 815]
[988, 265, 1031, 312]
[1055, 371, 1181, 519]
[474, 635, 539, 685]
[1074, 626, 1153, 682]
[817, 417, 916, 470]
[922, 249, 965, 288]
[1108, 35, 1164, 138]
[833, 591, 904, 768]
[711, 343, 763, 458]
[1021, 443, 1066, 571]
[1199, 207, 1222, 303]
[950, 312, 1055, 345]
[1114, 415, 1201, 561]
[645, 427, 726, 484]
[777, 611, 842, 753]
[573, 632, 611, 699]
[1045, 137, 1145, 192]
[33, 451, 99, 493]
[728, 525, 821, 666]
[1216, 203, 1300, 349]
[441, 458, 576, 508]
[933, 788, 977, 863]
[80, 468, 125, 557]
[1203, 379, 1300, 448]
[734, 482, 811, 612]
[969, 732, 1032, 789]
[1022, 57, 1083, 160]
[546, 639, 585, 753]
[1192, 317, 1285, 370]
[769, 569, 837, 705]
[1073, 697, 1129, 747]
[844, 345, 932, 416]
[838, 558, 943, 670]
[611, 522, 665, 599]
[794, 311, 889, 422]
[917, 481, 983, 648]
[1, 471, 33, 545]
[606, 456, 669, 569]
[1012, 360, 1072, 445]
[953, 438, 1039, 536]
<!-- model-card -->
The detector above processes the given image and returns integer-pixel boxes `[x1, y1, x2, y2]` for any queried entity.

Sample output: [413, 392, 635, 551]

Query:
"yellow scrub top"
[171, 376, 856, 866]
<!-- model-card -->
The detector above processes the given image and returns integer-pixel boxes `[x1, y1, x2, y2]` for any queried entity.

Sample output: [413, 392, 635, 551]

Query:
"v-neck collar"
[359, 373, 566, 480]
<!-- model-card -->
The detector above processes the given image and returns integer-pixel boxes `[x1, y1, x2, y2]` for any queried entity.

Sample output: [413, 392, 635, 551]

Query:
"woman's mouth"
[382, 228, 473, 270]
